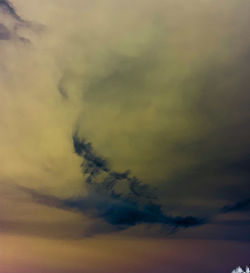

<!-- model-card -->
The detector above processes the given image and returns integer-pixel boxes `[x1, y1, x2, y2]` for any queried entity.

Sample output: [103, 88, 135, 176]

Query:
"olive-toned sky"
[0, 0, 249, 272]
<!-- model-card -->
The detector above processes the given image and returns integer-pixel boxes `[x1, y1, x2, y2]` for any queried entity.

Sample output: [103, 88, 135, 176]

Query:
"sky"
[0, 0, 249, 272]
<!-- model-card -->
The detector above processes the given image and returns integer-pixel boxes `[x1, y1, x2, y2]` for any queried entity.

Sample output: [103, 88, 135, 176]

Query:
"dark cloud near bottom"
[222, 198, 250, 213]
[17, 133, 206, 237]
[17, 132, 250, 237]
[0, 0, 44, 43]
[0, 0, 25, 23]
[17, 130, 249, 238]
[0, 23, 10, 40]
[54, 133, 206, 232]
[19, 184, 205, 237]
[73, 133, 109, 177]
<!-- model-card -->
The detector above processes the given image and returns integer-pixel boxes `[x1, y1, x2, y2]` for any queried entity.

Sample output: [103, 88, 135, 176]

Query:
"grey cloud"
[16, 133, 206, 237]
[0, 23, 10, 40]
[0, 0, 24, 22]
[222, 198, 250, 213]
[71, 132, 250, 235]
[66, 133, 205, 231]
[72, 132, 159, 203]
[0, 0, 43, 43]
[73, 133, 109, 179]
[19, 184, 205, 237]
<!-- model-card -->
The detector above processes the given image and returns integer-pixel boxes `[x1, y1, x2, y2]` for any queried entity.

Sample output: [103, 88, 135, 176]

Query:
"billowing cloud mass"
[0, 0, 250, 272]
[18, 132, 204, 236]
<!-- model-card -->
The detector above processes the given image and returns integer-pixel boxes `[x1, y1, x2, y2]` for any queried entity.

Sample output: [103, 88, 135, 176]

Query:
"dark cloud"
[19, 184, 205, 236]
[17, 133, 206, 236]
[0, 0, 25, 22]
[52, 133, 206, 232]
[0, 0, 43, 43]
[58, 78, 69, 99]
[71, 133, 250, 235]
[72, 132, 158, 201]
[73, 133, 109, 178]
[0, 23, 10, 40]
[222, 198, 250, 213]
[72, 132, 159, 203]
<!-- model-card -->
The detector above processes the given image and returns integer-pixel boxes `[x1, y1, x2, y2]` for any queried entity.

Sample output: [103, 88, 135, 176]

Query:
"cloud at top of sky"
[0, 0, 249, 239]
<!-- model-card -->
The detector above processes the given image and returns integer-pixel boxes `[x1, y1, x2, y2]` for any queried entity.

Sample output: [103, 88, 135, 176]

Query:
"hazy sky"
[0, 0, 249, 272]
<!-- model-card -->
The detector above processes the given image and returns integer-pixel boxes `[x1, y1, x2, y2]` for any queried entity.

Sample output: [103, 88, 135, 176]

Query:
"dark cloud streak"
[0, 0, 44, 43]
[222, 198, 250, 213]
[19, 184, 205, 236]
[17, 133, 206, 236]
[71, 132, 205, 232]
[0, 0, 25, 23]
[0, 23, 10, 40]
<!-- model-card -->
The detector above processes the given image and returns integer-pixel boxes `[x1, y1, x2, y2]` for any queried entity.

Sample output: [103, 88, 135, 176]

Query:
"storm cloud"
[222, 198, 250, 214]
[0, 23, 10, 40]
[18, 133, 205, 236]
[72, 133, 205, 229]
[0, 0, 23, 22]
[0, 1, 250, 271]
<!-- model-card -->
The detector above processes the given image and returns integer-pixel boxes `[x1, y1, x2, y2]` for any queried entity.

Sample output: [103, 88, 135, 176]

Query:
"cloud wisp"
[19, 132, 206, 237]
[19, 131, 250, 238]
[222, 198, 250, 214]
[71, 132, 206, 230]
[0, 23, 10, 40]
[0, 0, 42, 42]
[0, 0, 25, 22]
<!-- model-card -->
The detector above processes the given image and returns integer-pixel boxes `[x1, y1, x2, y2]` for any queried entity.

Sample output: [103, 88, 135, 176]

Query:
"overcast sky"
[0, 1, 249, 272]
